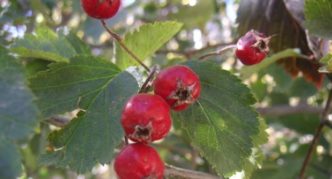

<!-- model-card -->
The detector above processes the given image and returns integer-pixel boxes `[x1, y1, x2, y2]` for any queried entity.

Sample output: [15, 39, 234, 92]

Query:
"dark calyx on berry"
[132, 122, 153, 143]
[168, 79, 197, 108]
[154, 65, 201, 111]
[121, 94, 172, 143]
[250, 30, 270, 53]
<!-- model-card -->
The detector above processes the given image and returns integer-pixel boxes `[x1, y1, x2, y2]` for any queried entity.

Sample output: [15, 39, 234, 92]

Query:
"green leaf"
[250, 78, 268, 102]
[252, 147, 330, 179]
[265, 65, 293, 93]
[169, 0, 215, 29]
[319, 54, 332, 73]
[30, 55, 139, 173]
[0, 48, 39, 141]
[268, 113, 319, 134]
[243, 118, 268, 179]
[173, 61, 265, 177]
[240, 49, 307, 79]
[62, 32, 91, 55]
[41, 72, 138, 173]
[30, 56, 123, 117]
[305, 0, 332, 39]
[116, 21, 183, 70]
[11, 27, 83, 63]
[289, 78, 317, 98]
[0, 137, 22, 179]
[252, 157, 302, 179]
[25, 60, 51, 78]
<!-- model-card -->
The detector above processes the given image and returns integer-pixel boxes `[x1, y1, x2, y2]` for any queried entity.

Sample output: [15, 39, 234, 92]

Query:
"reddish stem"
[139, 65, 159, 93]
[124, 136, 129, 145]
[100, 20, 150, 72]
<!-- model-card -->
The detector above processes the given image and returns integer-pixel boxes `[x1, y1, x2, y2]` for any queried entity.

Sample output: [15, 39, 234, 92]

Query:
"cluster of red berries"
[115, 65, 201, 179]
[80, 1, 200, 178]
[80, 1, 270, 178]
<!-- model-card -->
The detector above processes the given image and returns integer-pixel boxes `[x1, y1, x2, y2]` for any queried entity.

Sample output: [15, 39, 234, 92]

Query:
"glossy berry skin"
[81, 0, 121, 19]
[154, 65, 201, 111]
[114, 143, 164, 179]
[235, 30, 270, 65]
[121, 94, 172, 143]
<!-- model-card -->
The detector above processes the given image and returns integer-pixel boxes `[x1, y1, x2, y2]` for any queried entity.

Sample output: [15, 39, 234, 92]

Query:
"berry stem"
[100, 20, 150, 72]
[199, 44, 237, 60]
[139, 65, 159, 93]
[124, 136, 129, 145]
[165, 164, 220, 179]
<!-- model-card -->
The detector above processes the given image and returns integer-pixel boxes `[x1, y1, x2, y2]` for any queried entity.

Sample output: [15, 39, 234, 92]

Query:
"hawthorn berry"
[121, 94, 172, 143]
[154, 65, 201, 111]
[114, 143, 164, 179]
[81, 0, 121, 19]
[235, 30, 271, 65]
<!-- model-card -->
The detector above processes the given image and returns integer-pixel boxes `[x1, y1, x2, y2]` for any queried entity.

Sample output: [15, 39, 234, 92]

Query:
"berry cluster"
[81, 1, 269, 178]
[115, 65, 201, 179]
[79, 2, 201, 178]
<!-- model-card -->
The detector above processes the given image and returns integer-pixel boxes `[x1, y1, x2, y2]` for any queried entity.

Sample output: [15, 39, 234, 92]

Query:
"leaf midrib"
[59, 71, 122, 148]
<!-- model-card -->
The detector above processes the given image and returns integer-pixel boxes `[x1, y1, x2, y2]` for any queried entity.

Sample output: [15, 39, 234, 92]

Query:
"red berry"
[121, 94, 172, 143]
[114, 143, 164, 179]
[235, 30, 271, 65]
[154, 65, 201, 111]
[81, 0, 121, 19]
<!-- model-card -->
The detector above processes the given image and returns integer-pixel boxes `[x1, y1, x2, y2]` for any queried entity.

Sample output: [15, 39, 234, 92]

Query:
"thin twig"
[157, 42, 236, 59]
[299, 89, 332, 179]
[165, 164, 221, 179]
[257, 104, 323, 117]
[323, 120, 332, 129]
[139, 65, 159, 93]
[124, 137, 129, 145]
[100, 20, 150, 72]
[199, 44, 237, 60]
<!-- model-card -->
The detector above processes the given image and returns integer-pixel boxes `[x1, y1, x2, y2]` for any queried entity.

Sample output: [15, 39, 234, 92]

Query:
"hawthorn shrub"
[1, 0, 332, 179]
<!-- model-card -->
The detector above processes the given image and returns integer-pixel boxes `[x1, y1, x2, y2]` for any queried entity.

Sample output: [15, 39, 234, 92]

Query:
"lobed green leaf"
[116, 21, 183, 69]
[12, 27, 90, 63]
[173, 60, 266, 177]
[31, 55, 139, 173]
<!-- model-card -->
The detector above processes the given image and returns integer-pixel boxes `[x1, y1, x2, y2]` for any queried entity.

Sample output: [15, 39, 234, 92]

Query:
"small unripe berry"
[121, 94, 172, 143]
[154, 65, 201, 111]
[81, 0, 121, 19]
[114, 143, 164, 179]
[235, 30, 271, 65]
